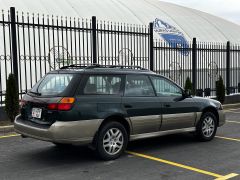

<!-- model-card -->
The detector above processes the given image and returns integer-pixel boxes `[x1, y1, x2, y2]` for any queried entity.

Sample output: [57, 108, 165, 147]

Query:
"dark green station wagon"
[14, 64, 225, 160]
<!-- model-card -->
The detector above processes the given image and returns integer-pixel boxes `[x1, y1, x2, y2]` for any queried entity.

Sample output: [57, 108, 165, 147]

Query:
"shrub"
[216, 76, 225, 103]
[5, 74, 19, 122]
[184, 77, 194, 95]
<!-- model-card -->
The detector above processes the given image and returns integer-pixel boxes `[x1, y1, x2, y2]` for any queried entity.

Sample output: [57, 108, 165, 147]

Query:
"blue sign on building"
[153, 18, 189, 56]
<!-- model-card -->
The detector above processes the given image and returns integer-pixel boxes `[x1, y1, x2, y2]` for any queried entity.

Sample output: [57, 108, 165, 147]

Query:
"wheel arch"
[94, 114, 132, 140]
[101, 115, 131, 135]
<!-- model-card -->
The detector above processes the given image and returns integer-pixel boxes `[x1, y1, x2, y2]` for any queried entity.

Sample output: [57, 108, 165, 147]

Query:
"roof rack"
[60, 64, 148, 71]
[60, 64, 100, 69]
[108, 65, 147, 70]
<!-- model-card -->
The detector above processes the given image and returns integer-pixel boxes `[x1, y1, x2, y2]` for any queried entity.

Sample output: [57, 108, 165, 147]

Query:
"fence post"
[10, 7, 19, 93]
[149, 22, 154, 71]
[92, 16, 97, 64]
[192, 38, 197, 94]
[226, 41, 230, 95]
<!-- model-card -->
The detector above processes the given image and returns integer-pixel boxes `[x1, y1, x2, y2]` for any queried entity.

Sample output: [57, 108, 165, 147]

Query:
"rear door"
[75, 74, 124, 120]
[122, 74, 162, 134]
[150, 75, 197, 131]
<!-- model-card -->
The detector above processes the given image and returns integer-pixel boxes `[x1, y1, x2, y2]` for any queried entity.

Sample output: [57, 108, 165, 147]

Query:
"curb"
[0, 125, 14, 134]
[223, 103, 240, 110]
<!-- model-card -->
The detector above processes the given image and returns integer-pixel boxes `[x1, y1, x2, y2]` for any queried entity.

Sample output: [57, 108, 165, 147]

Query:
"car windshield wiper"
[28, 91, 41, 96]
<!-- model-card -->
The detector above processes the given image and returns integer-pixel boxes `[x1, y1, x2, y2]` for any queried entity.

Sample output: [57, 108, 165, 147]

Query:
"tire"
[196, 112, 217, 141]
[95, 121, 128, 160]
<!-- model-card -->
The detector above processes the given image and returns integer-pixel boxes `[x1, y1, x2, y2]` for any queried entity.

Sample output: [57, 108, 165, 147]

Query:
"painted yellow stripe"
[0, 134, 20, 139]
[127, 151, 238, 179]
[227, 120, 240, 124]
[215, 173, 239, 180]
[127, 151, 222, 178]
[216, 136, 240, 142]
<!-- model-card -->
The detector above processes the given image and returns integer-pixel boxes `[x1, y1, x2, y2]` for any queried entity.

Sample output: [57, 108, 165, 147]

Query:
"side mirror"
[184, 89, 191, 97]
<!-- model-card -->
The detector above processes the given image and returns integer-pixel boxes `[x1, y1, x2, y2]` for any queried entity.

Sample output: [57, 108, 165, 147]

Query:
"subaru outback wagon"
[14, 64, 225, 160]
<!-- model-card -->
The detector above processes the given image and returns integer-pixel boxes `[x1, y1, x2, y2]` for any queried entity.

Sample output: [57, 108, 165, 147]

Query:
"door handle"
[124, 104, 132, 108]
[164, 104, 171, 108]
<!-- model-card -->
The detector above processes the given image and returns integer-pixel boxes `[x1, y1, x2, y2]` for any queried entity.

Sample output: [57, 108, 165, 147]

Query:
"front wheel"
[196, 112, 217, 141]
[95, 121, 128, 160]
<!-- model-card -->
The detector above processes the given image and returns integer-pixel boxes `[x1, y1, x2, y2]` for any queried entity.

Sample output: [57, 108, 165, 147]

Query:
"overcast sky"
[161, 0, 240, 25]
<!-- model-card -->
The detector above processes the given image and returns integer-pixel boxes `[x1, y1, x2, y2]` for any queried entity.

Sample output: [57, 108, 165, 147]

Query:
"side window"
[84, 75, 122, 95]
[125, 75, 155, 97]
[150, 76, 183, 97]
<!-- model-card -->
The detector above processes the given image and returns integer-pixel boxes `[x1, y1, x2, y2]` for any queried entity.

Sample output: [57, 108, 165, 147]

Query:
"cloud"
[161, 0, 240, 25]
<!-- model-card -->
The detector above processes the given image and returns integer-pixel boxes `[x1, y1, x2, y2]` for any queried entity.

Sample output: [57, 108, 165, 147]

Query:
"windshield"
[30, 74, 73, 96]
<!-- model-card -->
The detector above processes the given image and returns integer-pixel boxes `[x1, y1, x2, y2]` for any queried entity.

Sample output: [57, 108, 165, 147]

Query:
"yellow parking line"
[215, 173, 239, 180]
[127, 151, 238, 179]
[216, 136, 240, 142]
[227, 120, 240, 124]
[0, 134, 20, 139]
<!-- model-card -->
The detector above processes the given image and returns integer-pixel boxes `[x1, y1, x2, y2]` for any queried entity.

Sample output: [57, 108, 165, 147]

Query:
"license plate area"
[31, 108, 42, 119]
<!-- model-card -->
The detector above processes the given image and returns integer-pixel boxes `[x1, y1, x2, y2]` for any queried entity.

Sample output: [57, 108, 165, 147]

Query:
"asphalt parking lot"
[0, 109, 240, 180]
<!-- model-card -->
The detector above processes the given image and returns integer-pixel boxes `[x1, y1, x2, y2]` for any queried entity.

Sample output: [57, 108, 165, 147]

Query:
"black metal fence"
[153, 40, 240, 97]
[0, 7, 240, 106]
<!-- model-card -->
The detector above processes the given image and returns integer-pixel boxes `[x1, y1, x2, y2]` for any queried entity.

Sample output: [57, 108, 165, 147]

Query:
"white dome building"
[1, 0, 240, 43]
[0, 0, 239, 101]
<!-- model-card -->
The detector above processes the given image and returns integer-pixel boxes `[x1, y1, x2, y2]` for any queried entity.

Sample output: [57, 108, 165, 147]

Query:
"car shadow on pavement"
[20, 143, 101, 165]
[20, 133, 202, 164]
[127, 133, 202, 152]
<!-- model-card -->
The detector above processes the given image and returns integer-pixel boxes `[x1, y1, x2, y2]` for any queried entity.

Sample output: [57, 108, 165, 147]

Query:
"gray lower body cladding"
[14, 115, 103, 145]
[14, 110, 225, 145]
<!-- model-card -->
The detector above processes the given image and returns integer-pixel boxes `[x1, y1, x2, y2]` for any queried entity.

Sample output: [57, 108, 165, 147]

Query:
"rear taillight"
[47, 97, 75, 111]
[60, 97, 75, 104]
[57, 103, 73, 111]
[47, 103, 58, 110]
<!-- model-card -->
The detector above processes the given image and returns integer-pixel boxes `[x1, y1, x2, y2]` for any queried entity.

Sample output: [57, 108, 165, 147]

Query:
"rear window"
[31, 74, 73, 96]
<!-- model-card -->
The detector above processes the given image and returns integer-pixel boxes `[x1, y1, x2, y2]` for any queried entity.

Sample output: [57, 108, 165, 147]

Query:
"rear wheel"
[196, 112, 217, 141]
[96, 121, 128, 160]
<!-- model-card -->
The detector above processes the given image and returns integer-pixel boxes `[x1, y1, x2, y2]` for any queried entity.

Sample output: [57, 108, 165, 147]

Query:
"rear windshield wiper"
[28, 91, 41, 96]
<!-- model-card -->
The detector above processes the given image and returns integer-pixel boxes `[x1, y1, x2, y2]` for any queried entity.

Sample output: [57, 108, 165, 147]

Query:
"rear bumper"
[14, 115, 103, 145]
[218, 110, 226, 127]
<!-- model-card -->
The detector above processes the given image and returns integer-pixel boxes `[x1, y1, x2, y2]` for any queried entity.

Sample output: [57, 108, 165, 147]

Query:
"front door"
[122, 74, 162, 134]
[150, 75, 197, 131]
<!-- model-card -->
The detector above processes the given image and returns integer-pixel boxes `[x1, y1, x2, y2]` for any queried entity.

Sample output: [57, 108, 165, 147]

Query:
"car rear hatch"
[21, 96, 64, 125]
[20, 73, 78, 126]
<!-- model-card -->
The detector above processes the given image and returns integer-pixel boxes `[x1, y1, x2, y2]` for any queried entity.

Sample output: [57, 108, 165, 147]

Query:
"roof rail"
[60, 64, 148, 71]
[108, 65, 147, 70]
[60, 64, 100, 69]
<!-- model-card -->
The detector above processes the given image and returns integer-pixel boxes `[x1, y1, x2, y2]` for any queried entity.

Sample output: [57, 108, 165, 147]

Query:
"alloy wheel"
[103, 128, 124, 155]
[202, 116, 215, 138]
